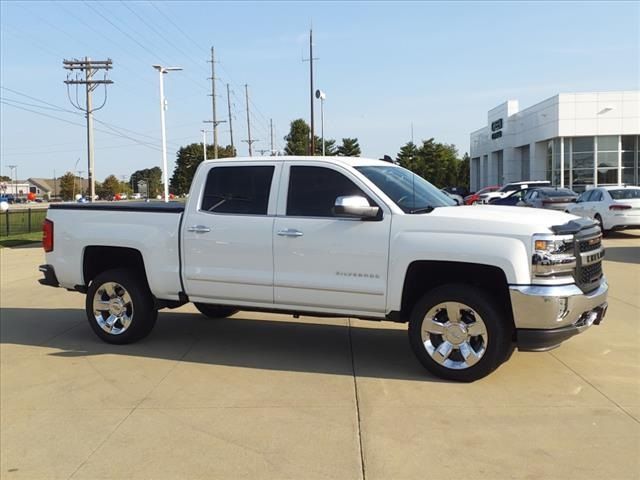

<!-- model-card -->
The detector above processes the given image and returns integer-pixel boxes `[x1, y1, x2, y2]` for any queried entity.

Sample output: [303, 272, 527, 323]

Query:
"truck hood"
[423, 205, 585, 237]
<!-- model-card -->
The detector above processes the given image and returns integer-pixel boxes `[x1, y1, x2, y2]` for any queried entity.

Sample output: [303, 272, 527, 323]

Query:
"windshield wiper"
[409, 206, 436, 214]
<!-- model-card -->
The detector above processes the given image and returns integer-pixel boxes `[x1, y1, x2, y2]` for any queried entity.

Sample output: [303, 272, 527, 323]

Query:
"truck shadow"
[0, 307, 447, 383]
[604, 246, 640, 264]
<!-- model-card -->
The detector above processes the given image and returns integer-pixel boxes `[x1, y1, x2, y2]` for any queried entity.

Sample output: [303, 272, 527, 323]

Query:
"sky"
[1, 0, 639, 181]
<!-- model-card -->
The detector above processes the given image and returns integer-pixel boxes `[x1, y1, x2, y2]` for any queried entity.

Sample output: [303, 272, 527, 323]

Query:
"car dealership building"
[469, 91, 640, 192]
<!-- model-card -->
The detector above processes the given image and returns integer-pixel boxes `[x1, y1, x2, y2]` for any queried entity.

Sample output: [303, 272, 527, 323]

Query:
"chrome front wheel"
[421, 302, 488, 370]
[408, 284, 513, 382]
[93, 282, 134, 335]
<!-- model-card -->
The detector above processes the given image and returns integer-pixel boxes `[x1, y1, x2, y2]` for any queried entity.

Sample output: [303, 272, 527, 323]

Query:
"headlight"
[531, 234, 576, 280]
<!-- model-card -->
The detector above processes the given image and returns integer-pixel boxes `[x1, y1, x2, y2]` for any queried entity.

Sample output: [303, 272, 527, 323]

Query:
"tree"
[396, 142, 419, 166]
[130, 167, 162, 198]
[314, 137, 337, 156]
[0, 175, 11, 182]
[396, 138, 461, 188]
[336, 138, 361, 157]
[458, 153, 470, 190]
[97, 175, 121, 199]
[169, 143, 235, 196]
[284, 119, 310, 155]
[58, 172, 76, 200]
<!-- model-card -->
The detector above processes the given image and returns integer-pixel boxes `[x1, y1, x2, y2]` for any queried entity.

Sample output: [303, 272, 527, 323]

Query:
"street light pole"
[202, 129, 208, 162]
[315, 90, 326, 156]
[152, 64, 182, 202]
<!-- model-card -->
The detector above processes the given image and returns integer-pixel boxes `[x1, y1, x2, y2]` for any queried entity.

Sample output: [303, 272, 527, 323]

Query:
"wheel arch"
[398, 261, 515, 332]
[83, 246, 149, 288]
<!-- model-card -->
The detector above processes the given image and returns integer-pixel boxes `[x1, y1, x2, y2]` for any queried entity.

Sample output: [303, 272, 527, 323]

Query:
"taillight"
[609, 204, 632, 211]
[43, 219, 53, 252]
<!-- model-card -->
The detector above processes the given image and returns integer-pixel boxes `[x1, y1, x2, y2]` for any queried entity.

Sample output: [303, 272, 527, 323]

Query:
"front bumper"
[509, 280, 608, 351]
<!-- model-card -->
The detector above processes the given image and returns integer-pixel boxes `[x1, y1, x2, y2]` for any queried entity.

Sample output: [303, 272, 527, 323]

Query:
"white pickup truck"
[39, 156, 608, 381]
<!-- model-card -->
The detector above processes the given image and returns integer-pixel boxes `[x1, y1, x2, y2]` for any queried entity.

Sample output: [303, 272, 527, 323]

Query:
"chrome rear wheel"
[93, 282, 134, 335]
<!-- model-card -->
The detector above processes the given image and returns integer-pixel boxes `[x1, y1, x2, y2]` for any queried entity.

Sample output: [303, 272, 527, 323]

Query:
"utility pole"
[63, 57, 113, 202]
[270, 118, 274, 155]
[302, 29, 318, 155]
[242, 84, 258, 156]
[257, 149, 270, 156]
[206, 47, 226, 159]
[226, 83, 234, 154]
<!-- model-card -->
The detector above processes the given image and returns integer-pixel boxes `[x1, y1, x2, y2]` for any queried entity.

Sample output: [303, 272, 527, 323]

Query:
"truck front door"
[273, 163, 391, 315]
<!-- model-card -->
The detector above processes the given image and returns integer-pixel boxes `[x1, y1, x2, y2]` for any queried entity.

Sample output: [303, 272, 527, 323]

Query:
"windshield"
[609, 189, 640, 200]
[355, 165, 455, 213]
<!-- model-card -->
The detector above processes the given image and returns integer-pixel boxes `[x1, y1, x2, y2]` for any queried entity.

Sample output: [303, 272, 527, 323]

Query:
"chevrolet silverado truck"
[38, 156, 608, 382]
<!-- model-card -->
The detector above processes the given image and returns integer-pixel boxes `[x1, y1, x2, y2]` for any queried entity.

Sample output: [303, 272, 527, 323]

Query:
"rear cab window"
[201, 165, 275, 215]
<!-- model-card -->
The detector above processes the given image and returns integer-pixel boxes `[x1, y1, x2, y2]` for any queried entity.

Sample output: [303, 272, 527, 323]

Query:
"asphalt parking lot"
[1, 232, 639, 479]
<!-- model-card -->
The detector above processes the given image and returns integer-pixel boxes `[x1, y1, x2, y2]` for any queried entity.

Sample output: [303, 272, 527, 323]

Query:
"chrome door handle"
[187, 225, 211, 233]
[277, 228, 304, 237]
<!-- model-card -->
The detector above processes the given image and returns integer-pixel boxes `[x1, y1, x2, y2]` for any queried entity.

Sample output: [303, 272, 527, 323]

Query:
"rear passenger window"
[287, 166, 370, 217]
[201, 166, 274, 215]
[591, 191, 603, 202]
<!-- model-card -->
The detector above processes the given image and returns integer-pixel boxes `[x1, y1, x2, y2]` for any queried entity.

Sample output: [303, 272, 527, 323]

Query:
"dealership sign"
[491, 118, 503, 140]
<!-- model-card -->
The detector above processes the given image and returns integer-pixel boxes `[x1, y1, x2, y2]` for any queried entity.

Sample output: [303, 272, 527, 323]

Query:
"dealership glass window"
[572, 136, 594, 153]
[572, 137, 594, 190]
[597, 169, 618, 184]
[597, 136, 618, 152]
[597, 151, 618, 168]
[621, 135, 638, 185]
[572, 169, 594, 192]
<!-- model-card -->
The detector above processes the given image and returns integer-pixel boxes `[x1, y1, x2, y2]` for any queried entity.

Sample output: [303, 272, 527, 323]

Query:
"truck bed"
[45, 202, 184, 300]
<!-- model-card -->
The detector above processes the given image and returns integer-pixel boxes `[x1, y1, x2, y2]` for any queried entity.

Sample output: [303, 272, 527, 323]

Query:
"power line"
[1, 100, 161, 151]
[1, 86, 182, 149]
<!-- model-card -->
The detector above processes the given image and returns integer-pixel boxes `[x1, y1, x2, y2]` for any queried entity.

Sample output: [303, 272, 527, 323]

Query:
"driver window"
[287, 166, 372, 217]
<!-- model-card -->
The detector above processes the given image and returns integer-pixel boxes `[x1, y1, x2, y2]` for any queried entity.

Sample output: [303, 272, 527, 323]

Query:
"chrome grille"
[578, 236, 601, 253]
[575, 231, 604, 292]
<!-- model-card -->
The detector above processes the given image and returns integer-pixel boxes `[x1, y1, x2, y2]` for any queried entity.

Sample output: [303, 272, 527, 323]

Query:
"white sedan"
[566, 186, 640, 233]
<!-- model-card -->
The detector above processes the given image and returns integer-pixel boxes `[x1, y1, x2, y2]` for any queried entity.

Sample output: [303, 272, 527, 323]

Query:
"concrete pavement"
[1, 232, 639, 479]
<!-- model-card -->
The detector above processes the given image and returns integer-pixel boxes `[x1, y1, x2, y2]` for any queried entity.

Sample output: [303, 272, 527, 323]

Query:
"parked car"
[39, 156, 607, 382]
[522, 188, 578, 211]
[566, 186, 640, 233]
[443, 186, 470, 198]
[441, 189, 463, 205]
[464, 186, 500, 205]
[490, 188, 533, 207]
[481, 181, 551, 204]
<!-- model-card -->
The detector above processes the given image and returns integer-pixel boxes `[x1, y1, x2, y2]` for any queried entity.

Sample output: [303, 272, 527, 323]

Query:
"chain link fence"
[0, 208, 48, 237]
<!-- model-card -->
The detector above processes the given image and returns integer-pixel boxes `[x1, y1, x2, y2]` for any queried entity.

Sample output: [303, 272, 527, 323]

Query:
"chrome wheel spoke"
[459, 341, 480, 367]
[432, 341, 454, 365]
[101, 283, 116, 299]
[444, 303, 461, 323]
[121, 291, 132, 306]
[93, 299, 110, 312]
[424, 319, 446, 335]
[466, 320, 486, 337]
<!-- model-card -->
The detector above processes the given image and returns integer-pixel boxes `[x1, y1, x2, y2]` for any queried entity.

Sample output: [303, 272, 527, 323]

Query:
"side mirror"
[333, 195, 380, 219]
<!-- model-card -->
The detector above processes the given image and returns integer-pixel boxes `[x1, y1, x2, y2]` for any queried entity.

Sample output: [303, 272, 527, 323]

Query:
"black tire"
[194, 303, 239, 319]
[594, 214, 608, 236]
[408, 284, 513, 382]
[85, 268, 157, 344]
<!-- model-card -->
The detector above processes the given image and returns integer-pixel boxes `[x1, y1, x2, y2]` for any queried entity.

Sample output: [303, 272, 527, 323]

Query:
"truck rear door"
[181, 161, 281, 304]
